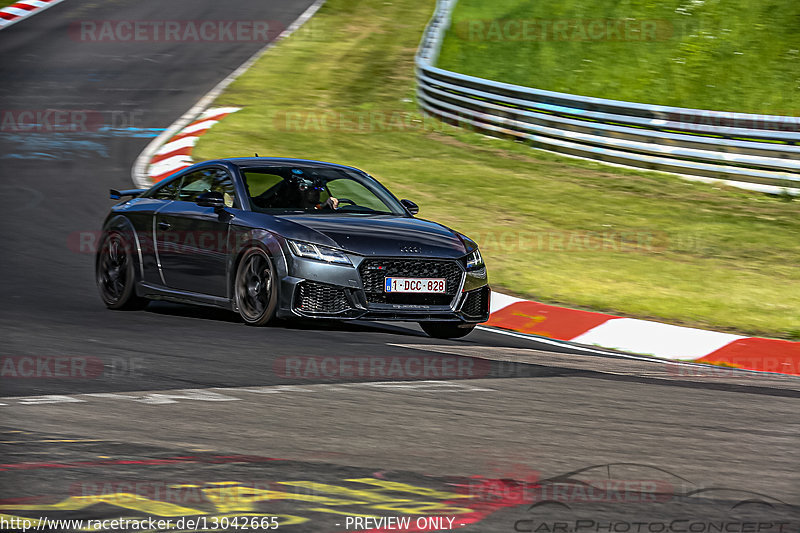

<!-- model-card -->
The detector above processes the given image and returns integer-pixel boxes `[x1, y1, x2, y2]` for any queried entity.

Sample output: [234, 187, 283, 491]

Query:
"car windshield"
[241, 165, 405, 216]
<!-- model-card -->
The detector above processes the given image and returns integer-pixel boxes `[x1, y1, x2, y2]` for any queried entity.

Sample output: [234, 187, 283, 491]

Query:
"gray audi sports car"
[97, 158, 489, 338]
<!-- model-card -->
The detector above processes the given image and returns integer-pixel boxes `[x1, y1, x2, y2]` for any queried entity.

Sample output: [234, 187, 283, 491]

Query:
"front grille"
[461, 286, 490, 319]
[358, 258, 463, 306]
[295, 281, 351, 314]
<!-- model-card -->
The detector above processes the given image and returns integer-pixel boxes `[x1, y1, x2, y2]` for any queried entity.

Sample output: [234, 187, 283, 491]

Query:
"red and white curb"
[0, 0, 66, 29]
[488, 292, 800, 376]
[146, 106, 240, 183]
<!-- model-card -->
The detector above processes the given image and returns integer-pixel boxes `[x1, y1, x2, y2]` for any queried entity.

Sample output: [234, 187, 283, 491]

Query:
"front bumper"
[276, 254, 490, 323]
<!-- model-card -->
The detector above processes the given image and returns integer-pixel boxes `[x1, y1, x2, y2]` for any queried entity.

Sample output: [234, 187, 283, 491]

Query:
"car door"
[154, 167, 238, 297]
[117, 178, 181, 287]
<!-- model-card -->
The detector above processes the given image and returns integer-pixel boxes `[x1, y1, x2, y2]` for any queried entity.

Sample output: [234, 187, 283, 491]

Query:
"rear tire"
[234, 248, 278, 326]
[96, 231, 147, 310]
[420, 321, 475, 339]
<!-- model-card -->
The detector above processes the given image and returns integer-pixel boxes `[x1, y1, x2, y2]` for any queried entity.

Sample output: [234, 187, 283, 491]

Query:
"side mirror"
[401, 199, 419, 215]
[197, 191, 226, 209]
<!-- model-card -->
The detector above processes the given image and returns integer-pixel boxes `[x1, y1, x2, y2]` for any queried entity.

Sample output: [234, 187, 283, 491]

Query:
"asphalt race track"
[0, 1, 798, 531]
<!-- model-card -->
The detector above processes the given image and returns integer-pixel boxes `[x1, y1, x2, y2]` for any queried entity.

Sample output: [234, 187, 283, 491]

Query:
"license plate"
[384, 277, 446, 293]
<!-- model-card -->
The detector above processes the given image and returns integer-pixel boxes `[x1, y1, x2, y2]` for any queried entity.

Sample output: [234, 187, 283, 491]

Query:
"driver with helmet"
[292, 170, 339, 211]
[250, 168, 340, 210]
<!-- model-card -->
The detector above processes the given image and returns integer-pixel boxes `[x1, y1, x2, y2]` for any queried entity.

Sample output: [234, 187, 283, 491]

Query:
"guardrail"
[415, 0, 799, 194]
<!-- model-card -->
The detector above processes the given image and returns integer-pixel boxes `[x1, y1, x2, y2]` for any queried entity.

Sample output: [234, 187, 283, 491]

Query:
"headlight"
[465, 248, 484, 270]
[288, 240, 351, 265]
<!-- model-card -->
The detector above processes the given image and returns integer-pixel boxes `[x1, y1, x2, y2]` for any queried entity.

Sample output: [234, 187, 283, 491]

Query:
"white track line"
[476, 325, 662, 362]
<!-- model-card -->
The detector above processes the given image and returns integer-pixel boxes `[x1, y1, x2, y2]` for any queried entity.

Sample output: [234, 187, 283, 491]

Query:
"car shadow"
[142, 301, 429, 337]
[143, 301, 241, 323]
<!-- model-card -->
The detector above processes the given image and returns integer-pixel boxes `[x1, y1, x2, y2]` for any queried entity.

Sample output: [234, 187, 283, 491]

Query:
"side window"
[178, 168, 237, 207]
[243, 172, 283, 197]
[149, 177, 181, 200]
[211, 169, 237, 208]
[177, 170, 213, 203]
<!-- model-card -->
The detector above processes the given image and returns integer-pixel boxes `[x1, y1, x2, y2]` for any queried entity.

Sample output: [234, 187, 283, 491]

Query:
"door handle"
[158, 222, 171, 230]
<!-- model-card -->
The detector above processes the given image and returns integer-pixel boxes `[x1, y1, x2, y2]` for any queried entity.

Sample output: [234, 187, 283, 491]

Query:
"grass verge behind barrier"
[194, 0, 800, 339]
[438, 0, 800, 116]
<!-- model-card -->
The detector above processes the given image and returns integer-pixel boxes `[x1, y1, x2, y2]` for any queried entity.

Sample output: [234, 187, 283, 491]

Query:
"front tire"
[96, 231, 147, 310]
[234, 248, 278, 326]
[420, 321, 476, 339]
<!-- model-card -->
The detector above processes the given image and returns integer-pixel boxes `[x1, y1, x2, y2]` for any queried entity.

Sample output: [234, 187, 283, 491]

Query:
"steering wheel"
[336, 198, 356, 206]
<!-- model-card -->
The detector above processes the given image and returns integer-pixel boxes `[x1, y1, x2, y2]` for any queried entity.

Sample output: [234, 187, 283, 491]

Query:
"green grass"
[438, 0, 800, 115]
[0, 0, 20, 9]
[194, 0, 800, 339]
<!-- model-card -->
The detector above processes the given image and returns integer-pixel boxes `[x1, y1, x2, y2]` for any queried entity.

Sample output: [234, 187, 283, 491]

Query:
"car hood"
[275, 214, 469, 258]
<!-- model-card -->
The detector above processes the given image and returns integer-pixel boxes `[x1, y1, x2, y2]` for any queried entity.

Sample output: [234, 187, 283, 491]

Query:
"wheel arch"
[98, 215, 145, 281]
[229, 229, 288, 304]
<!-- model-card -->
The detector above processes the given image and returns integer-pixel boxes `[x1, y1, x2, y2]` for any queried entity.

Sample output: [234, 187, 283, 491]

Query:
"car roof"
[219, 157, 366, 174]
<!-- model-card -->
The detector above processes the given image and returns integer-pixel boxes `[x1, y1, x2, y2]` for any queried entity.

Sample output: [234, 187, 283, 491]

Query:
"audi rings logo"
[400, 245, 422, 253]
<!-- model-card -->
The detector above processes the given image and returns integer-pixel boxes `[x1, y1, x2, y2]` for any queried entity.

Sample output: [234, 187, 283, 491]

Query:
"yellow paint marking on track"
[0, 494, 205, 517]
[306, 508, 381, 518]
[509, 311, 546, 330]
[209, 513, 307, 526]
[74, 513, 308, 532]
[0, 479, 477, 524]
[0, 513, 43, 526]
[200, 486, 366, 514]
[347, 478, 475, 499]
[277, 481, 414, 502]
[368, 501, 473, 514]
[79, 514, 148, 531]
